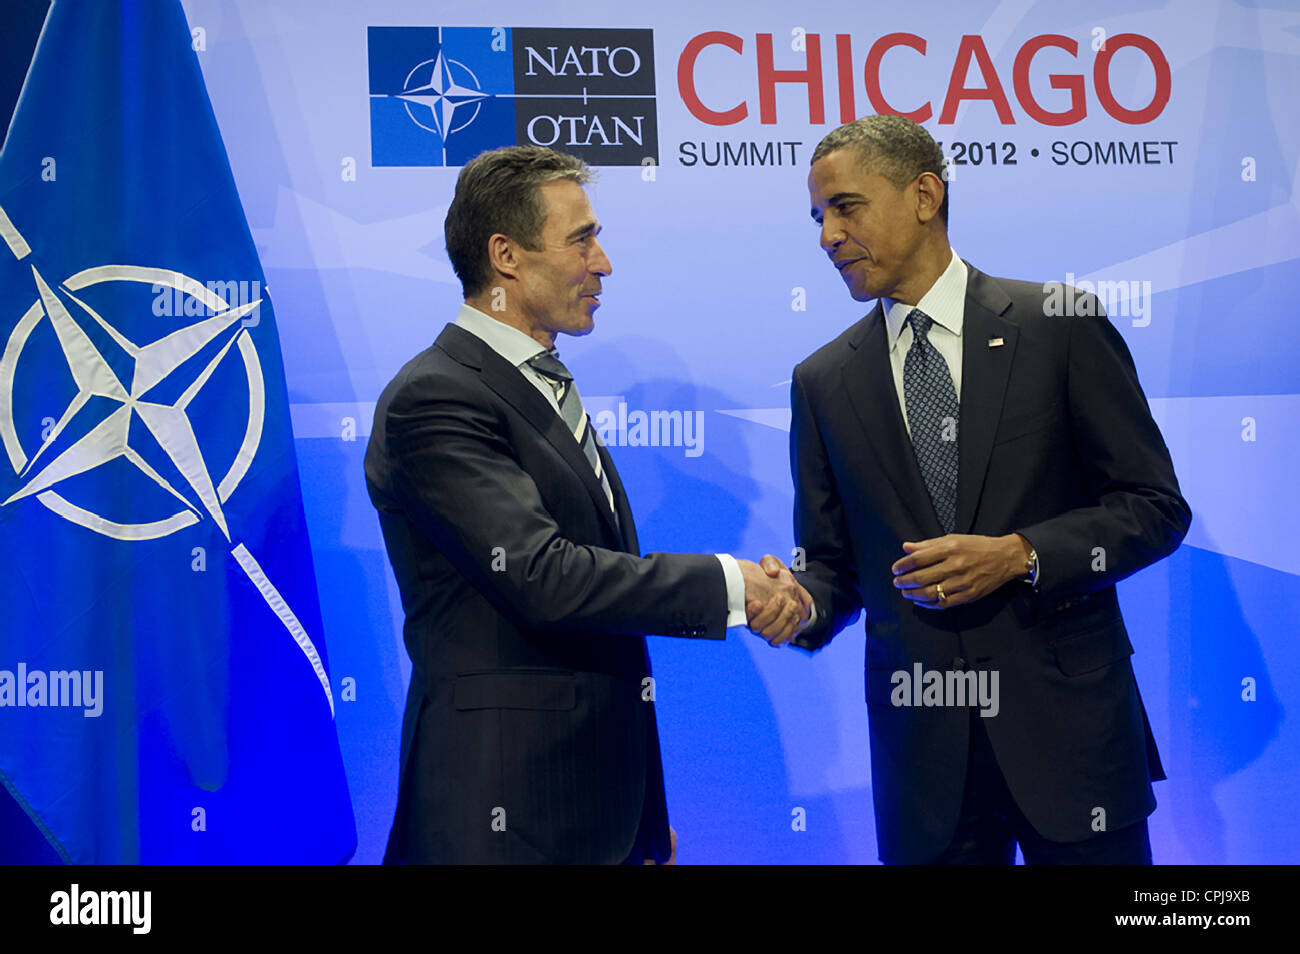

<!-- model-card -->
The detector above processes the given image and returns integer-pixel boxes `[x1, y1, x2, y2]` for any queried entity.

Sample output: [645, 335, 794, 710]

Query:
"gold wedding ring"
[936, 582, 947, 603]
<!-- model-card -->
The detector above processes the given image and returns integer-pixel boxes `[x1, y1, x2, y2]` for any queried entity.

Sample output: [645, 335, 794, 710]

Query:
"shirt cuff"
[715, 553, 748, 628]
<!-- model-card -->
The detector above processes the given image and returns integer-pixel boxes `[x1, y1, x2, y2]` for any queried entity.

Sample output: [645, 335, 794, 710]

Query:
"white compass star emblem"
[4, 264, 260, 540]
[0, 203, 335, 716]
[396, 50, 489, 138]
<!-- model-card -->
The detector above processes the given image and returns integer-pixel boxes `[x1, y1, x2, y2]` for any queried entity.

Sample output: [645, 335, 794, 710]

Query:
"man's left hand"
[891, 533, 1031, 610]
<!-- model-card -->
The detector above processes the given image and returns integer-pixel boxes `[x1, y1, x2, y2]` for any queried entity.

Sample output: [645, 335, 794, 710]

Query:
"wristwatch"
[1021, 546, 1040, 587]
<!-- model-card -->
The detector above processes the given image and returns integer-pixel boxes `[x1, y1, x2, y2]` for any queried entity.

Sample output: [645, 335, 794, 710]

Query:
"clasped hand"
[890, 533, 1031, 609]
[738, 555, 811, 647]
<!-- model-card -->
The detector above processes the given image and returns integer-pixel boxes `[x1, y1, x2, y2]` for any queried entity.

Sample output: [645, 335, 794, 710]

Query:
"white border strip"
[231, 542, 335, 718]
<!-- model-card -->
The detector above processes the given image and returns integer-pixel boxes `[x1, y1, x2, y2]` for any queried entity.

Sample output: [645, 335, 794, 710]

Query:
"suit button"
[953, 657, 967, 670]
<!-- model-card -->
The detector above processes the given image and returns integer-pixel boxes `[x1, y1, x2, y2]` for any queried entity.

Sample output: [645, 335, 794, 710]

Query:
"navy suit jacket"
[790, 263, 1191, 864]
[366, 323, 726, 864]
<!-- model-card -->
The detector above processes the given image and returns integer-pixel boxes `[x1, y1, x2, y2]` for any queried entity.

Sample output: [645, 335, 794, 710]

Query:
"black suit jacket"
[790, 263, 1191, 864]
[366, 322, 726, 864]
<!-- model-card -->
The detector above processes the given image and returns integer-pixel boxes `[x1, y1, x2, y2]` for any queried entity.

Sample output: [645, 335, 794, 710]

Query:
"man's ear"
[486, 233, 520, 282]
[914, 172, 945, 226]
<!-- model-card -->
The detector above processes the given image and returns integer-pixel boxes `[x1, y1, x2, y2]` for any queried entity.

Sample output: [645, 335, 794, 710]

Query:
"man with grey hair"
[365, 145, 810, 864]
[779, 114, 1190, 864]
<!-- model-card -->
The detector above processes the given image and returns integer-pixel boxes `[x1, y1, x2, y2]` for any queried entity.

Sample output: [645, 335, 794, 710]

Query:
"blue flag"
[0, 0, 356, 862]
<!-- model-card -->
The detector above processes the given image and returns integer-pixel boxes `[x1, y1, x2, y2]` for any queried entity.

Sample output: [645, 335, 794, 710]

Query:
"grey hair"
[445, 145, 593, 297]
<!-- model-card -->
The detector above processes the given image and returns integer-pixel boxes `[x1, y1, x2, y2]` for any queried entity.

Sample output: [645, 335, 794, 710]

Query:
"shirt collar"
[884, 250, 968, 351]
[454, 302, 552, 367]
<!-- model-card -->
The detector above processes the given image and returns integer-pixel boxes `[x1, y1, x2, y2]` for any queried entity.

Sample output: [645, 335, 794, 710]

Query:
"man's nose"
[819, 218, 842, 252]
[591, 238, 612, 276]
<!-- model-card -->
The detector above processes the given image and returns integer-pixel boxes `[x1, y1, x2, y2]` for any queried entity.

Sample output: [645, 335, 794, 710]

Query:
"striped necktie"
[526, 349, 616, 514]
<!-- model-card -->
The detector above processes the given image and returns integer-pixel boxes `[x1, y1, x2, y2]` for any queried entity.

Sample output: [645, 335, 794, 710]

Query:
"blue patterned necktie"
[902, 308, 959, 533]
[526, 349, 616, 514]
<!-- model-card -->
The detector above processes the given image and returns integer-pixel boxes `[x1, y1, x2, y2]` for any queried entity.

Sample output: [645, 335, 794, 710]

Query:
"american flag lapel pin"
[988, 336, 1005, 348]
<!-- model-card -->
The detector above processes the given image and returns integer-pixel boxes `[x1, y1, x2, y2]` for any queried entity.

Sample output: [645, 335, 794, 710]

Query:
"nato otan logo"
[368, 26, 658, 167]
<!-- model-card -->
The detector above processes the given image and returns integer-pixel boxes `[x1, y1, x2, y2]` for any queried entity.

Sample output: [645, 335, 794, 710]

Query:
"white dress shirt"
[455, 303, 565, 413]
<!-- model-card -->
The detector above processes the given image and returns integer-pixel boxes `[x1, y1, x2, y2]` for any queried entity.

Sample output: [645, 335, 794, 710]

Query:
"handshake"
[736, 555, 812, 648]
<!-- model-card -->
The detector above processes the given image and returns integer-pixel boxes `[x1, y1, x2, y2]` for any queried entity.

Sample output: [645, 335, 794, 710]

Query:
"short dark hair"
[445, 146, 593, 297]
[811, 115, 948, 226]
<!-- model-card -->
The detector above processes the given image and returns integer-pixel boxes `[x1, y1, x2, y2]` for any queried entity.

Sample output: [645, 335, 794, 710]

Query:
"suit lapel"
[597, 440, 639, 555]
[954, 265, 1017, 533]
[840, 304, 945, 537]
[435, 324, 623, 543]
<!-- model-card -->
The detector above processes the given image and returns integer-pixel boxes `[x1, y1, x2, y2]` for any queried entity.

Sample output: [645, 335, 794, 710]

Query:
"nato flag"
[0, 0, 356, 862]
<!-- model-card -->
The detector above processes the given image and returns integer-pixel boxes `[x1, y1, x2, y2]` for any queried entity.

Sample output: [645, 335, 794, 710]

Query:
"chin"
[845, 281, 876, 303]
